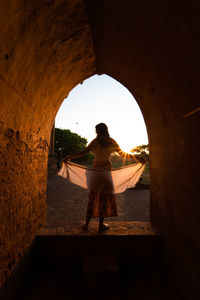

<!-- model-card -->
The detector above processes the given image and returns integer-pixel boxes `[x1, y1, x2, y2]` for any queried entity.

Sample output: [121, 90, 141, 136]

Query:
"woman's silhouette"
[63, 123, 139, 232]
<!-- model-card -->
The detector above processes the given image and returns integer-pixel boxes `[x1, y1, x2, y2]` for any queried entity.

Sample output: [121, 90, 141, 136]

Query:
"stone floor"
[47, 175, 150, 227]
[42, 221, 157, 236]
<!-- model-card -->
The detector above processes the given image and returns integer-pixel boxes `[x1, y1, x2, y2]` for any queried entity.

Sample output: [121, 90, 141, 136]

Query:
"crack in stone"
[0, 74, 24, 99]
[160, 8, 175, 33]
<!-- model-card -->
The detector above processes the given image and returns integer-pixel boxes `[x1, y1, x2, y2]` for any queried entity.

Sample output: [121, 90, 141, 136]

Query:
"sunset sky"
[55, 74, 148, 152]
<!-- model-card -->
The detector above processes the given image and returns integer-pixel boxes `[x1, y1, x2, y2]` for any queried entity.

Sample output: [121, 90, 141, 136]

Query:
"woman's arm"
[113, 141, 146, 163]
[120, 150, 146, 163]
[117, 148, 139, 161]
[63, 139, 96, 163]
[63, 148, 90, 162]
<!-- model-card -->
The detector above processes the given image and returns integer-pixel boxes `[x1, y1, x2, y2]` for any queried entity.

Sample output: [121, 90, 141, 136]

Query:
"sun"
[117, 140, 133, 154]
[120, 147, 132, 154]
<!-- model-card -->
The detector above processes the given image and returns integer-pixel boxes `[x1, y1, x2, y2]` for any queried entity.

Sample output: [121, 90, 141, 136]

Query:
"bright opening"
[55, 74, 148, 152]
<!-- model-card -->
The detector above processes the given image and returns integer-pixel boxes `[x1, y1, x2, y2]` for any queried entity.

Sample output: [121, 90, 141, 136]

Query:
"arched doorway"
[47, 74, 150, 232]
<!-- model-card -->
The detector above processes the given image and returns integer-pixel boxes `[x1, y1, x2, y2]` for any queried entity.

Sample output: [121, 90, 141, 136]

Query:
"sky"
[55, 74, 148, 152]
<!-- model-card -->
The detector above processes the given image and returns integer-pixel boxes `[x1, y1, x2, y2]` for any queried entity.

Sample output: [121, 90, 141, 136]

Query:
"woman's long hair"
[95, 123, 111, 146]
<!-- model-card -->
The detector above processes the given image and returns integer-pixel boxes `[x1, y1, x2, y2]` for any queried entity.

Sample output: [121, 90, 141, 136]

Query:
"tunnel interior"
[0, 0, 200, 298]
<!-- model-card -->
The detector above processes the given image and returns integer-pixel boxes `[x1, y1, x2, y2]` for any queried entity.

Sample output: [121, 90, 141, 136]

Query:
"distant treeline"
[55, 128, 149, 168]
[55, 128, 93, 165]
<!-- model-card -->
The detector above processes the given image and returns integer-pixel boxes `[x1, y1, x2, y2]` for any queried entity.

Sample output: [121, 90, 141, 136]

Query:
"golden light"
[118, 142, 135, 155]
[120, 146, 132, 153]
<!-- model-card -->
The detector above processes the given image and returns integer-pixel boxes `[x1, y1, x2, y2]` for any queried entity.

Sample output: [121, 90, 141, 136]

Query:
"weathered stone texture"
[0, 0, 95, 133]
[0, 124, 47, 287]
[86, 0, 200, 297]
[0, 0, 96, 287]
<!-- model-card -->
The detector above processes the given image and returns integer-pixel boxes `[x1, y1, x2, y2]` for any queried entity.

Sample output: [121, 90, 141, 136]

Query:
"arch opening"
[47, 74, 150, 231]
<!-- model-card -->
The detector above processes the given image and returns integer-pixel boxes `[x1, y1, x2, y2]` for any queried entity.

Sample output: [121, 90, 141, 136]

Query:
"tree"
[54, 128, 88, 156]
[54, 128, 94, 166]
[131, 144, 149, 162]
[131, 144, 150, 187]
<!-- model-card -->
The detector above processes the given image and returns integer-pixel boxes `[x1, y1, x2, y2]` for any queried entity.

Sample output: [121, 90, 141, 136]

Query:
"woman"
[63, 123, 139, 232]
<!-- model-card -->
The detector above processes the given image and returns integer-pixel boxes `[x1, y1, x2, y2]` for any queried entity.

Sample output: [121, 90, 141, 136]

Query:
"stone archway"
[0, 0, 200, 297]
[47, 74, 150, 226]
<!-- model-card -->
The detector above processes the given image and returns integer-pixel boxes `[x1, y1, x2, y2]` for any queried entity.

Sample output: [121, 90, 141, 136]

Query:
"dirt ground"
[47, 175, 150, 224]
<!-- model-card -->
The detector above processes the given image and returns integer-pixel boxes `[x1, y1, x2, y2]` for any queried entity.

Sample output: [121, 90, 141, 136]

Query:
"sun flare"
[120, 148, 133, 154]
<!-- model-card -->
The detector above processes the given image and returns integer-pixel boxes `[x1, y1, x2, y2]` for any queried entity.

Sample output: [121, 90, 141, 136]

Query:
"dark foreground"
[3, 223, 182, 300]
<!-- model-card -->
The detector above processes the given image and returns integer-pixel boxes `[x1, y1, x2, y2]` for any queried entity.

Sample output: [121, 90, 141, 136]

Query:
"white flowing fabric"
[57, 161, 145, 194]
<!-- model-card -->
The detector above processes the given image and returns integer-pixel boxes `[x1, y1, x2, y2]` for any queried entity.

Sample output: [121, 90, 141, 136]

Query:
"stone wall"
[85, 0, 200, 297]
[0, 125, 47, 286]
[0, 0, 95, 287]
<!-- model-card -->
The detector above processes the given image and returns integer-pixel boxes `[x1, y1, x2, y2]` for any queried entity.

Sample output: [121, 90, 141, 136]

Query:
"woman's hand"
[132, 154, 146, 164]
[136, 155, 147, 164]
[131, 154, 139, 161]
[62, 155, 71, 164]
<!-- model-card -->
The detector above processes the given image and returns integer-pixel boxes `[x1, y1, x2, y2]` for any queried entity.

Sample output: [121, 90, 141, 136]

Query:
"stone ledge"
[40, 221, 158, 236]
